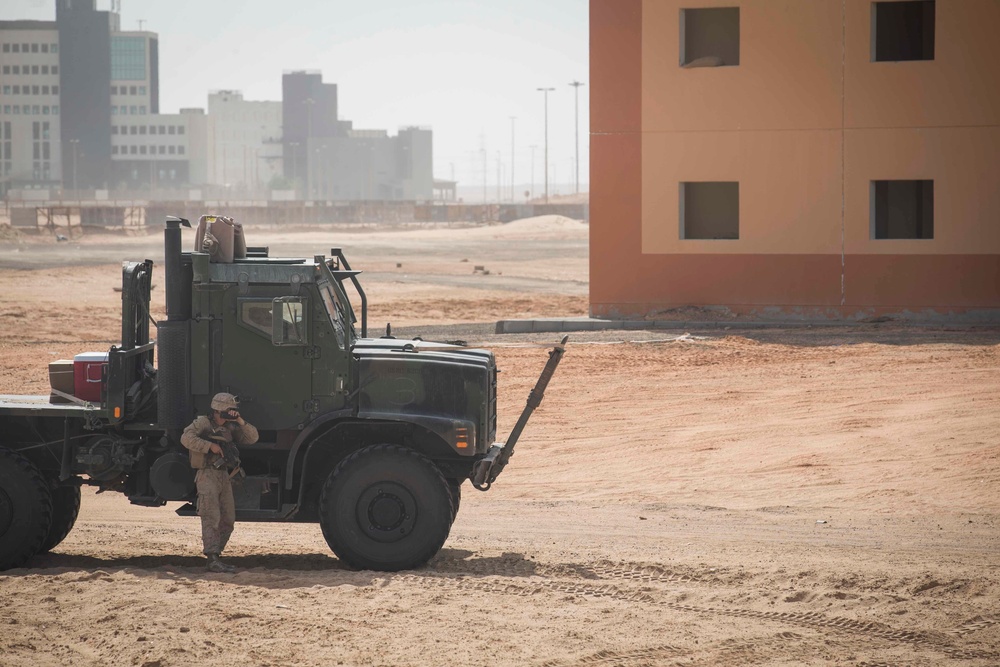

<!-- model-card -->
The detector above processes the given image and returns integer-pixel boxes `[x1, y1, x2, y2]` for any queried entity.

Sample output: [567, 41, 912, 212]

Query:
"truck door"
[311, 277, 352, 410]
[219, 294, 314, 430]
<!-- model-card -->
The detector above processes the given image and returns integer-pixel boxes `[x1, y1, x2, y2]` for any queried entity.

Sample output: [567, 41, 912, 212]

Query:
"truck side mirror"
[272, 297, 309, 346]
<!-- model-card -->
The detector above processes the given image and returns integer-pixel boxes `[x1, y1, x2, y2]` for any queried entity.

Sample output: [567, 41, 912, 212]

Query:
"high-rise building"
[282, 70, 344, 196]
[55, 0, 116, 190]
[106, 28, 196, 191]
[1, 0, 202, 195]
[0, 20, 63, 193]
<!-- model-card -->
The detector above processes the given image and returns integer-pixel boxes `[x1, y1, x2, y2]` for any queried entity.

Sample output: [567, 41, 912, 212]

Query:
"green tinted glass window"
[111, 36, 147, 80]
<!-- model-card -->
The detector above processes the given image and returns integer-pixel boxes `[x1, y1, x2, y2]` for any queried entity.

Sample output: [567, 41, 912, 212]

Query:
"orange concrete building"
[590, 0, 1000, 319]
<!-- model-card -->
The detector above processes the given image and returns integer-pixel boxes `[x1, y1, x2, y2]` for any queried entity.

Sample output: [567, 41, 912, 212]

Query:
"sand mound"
[469, 214, 588, 239]
[499, 214, 587, 233]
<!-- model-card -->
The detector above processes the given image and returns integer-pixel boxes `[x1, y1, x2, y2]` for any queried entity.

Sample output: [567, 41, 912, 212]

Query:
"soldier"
[180, 392, 258, 573]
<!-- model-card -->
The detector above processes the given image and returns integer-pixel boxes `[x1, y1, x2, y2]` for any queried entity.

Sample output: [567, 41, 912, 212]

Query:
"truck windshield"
[317, 279, 353, 348]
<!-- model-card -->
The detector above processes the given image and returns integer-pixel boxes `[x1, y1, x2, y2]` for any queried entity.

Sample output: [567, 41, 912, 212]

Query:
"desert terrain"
[0, 217, 998, 666]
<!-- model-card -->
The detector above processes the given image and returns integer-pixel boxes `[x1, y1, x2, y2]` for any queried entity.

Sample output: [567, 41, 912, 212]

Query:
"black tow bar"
[472, 336, 569, 491]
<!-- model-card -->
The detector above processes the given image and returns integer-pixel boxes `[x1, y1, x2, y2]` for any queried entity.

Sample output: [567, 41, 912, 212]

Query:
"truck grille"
[488, 362, 498, 446]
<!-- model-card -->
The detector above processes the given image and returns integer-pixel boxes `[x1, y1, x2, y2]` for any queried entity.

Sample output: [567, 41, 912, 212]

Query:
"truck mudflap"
[471, 336, 568, 491]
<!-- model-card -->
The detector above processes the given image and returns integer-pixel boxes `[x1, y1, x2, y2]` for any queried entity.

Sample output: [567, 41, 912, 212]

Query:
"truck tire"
[38, 483, 81, 554]
[0, 448, 53, 570]
[319, 444, 453, 571]
[447, 479, 462, 522]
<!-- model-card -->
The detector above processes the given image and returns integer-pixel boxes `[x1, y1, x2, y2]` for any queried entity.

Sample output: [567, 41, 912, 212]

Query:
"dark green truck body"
[0, 217, 564, 572]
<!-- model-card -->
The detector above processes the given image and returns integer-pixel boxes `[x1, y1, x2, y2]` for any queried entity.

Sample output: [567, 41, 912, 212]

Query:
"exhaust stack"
[157, 216, 193, 432]
[163, 216, 192, 321]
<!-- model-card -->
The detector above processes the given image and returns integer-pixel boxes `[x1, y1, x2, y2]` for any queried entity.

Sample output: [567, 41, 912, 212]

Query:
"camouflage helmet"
[210, 392, 239, 412]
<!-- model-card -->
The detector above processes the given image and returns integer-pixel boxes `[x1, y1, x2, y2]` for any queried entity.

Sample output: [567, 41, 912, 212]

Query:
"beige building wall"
[206, 90, 283, 193]
[592, 0, 1000, 318]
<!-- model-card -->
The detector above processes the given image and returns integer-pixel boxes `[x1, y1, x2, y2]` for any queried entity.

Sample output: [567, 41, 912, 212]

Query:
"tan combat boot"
[206, 553, 236, 573]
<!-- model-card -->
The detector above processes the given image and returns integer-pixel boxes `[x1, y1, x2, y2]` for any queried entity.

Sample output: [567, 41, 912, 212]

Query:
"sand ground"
[0, 218, 998, 666]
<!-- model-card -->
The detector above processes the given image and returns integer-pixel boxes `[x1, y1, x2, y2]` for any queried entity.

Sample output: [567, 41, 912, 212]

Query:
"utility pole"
[496, 151, 502, 203]
[537, 87, 554, 203]
[509, 116, 516, 202]
[569, 80, 585, 195]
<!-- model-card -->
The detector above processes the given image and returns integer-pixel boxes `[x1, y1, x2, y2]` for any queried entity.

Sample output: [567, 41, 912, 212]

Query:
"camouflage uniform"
[180, 393, 258, 569]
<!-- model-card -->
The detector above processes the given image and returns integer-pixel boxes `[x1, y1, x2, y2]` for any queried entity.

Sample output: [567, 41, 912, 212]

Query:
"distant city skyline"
[1, 0, 590, 196]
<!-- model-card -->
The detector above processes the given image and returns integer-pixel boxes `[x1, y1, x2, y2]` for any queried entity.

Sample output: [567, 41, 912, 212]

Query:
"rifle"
[208, 435, 245, 480]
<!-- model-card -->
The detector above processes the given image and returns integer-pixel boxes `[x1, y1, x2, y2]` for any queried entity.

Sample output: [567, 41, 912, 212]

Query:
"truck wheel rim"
[356, 482, 417, 544]
[0, 488, 12, 537]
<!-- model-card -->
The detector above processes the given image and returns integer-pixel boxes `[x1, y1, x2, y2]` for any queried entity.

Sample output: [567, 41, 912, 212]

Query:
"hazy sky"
[2, 0, 590, 195]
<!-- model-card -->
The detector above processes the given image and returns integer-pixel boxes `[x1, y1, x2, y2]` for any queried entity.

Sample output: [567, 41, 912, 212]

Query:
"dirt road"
[1, 218, 998, 666]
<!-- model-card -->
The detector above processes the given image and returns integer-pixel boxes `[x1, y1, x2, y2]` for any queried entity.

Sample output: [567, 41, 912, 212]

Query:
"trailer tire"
[38, 483, 81, 554]
[0, 448, 53, 570]
[319, 444, 453, 571]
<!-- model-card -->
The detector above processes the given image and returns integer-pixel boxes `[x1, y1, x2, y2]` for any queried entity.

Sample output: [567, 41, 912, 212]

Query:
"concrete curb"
[494, 317, 1000, 334]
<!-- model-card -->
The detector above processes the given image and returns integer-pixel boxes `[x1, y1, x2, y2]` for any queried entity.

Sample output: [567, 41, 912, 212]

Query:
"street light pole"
[481, 147, 487, 205]
[569, 80, 585, 195]
[509, 116, 516, 203]
[537, 87, 554, 203]
[529, 144, 537, 200]
[69, 139, 79, 192]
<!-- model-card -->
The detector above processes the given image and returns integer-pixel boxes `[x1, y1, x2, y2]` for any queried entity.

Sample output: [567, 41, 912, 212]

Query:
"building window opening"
[680, 7, 740, 67]
[872, 0, 935, 62]
[680, 182, 739, 240]
[871, 180, 933, 239]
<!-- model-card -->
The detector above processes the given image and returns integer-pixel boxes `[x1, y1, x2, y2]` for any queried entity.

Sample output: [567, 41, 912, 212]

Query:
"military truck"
[0, 216, 566, 572]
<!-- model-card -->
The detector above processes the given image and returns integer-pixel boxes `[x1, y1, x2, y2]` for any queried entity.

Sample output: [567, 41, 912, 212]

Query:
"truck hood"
[352, 338, 497, 453]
